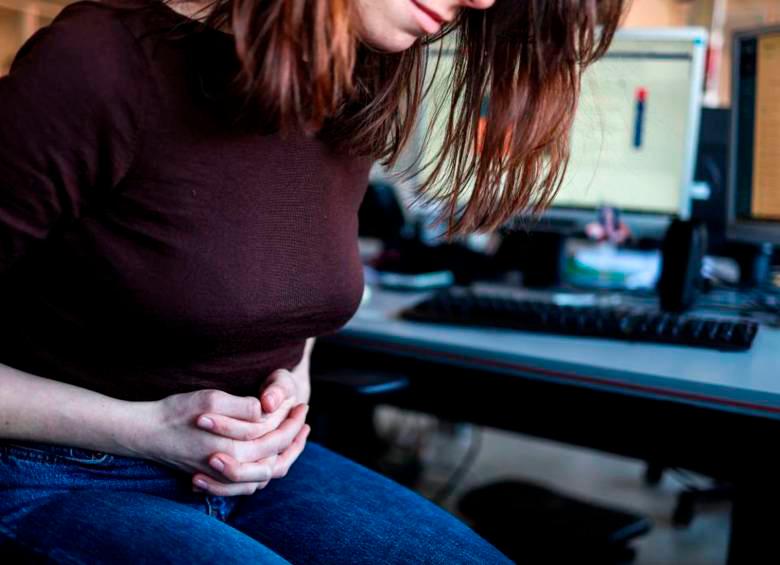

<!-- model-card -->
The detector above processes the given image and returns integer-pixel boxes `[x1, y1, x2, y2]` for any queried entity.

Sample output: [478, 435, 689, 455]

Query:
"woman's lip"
[413, 0, 445, 23]
[410, 0, 445, 34]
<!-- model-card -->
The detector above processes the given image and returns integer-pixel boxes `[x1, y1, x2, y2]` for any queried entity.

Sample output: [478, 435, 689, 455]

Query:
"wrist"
[110, 399, 160, 460]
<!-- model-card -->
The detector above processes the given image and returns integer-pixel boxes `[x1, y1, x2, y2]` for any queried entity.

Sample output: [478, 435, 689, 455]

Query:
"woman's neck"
[165, 0, 214, 25]
[164, 0, 233, 34]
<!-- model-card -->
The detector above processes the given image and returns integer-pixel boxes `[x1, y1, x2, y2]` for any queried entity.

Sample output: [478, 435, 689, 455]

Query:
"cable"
[431, 426, 483, 505]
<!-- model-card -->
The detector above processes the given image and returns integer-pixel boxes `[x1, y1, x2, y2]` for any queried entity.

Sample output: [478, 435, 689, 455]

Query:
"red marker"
[634, 87, 647, 149]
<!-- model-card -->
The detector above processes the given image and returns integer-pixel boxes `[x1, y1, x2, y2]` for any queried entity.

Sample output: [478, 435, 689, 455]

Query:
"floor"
[377, 408, 731, 565]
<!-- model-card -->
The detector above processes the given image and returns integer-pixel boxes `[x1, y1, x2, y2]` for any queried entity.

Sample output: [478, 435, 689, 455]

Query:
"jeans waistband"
[0, 438, 113, 462]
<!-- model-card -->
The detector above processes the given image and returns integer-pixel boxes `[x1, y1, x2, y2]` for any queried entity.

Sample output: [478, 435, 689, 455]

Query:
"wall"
[622, 0, 695, 28]
[0, 0, 67, 75]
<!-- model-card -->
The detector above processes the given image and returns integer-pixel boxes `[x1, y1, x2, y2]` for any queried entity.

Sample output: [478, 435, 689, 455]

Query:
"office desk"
[314, 286, 780, 565]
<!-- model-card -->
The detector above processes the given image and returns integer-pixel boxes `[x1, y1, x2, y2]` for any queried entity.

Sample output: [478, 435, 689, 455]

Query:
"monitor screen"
[553, 29, 706, 217]
[730, 26, 780, 244]
[414, 29, 707, 229]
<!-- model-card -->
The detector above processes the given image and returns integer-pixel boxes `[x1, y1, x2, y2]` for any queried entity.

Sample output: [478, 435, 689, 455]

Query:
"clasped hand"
[195, 366, 310, 496]
[145, 365, 310, 497]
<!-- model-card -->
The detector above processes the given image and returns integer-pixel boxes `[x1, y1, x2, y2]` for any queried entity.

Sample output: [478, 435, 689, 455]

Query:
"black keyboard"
[401, 288, 759, 351]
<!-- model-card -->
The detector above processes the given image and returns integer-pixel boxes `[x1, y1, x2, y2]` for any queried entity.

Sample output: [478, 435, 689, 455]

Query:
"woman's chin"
[359, 29, 420, 53]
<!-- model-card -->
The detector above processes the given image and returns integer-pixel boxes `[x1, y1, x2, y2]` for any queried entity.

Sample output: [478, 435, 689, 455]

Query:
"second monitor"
[728, 24, 780, 245]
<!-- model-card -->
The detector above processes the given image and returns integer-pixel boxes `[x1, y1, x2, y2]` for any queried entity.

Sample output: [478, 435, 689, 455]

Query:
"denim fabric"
[0, 440, 511, 564]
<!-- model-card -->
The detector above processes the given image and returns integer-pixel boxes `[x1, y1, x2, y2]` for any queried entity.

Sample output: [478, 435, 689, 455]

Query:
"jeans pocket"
[0, 440, 113, 465]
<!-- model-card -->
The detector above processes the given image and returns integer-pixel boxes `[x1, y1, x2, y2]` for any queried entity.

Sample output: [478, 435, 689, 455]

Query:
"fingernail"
[210, 458, 224, 472]
[198, 416, 214, 429]
[264, 392, 278, 410]
[194, 479, 208, 490]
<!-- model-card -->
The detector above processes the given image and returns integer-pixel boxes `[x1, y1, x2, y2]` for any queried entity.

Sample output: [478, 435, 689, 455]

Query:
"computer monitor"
[414, 28, 707, 235]
[552, 28, 707, 230]
[728, 25, 780, 245]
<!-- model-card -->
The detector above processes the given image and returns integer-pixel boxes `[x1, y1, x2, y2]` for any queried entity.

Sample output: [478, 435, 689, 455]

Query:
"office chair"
[458, 479, 652, 564]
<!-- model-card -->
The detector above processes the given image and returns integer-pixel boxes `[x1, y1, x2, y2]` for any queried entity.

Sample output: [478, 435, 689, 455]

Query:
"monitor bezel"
[727, 24, 780, 245]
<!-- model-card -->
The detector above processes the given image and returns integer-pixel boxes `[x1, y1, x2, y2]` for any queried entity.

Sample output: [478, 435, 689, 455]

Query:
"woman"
[0, 0, 623, 562]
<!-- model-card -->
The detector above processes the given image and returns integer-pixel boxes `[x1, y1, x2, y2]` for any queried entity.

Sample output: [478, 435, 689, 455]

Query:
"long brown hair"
[198, 0, 625, 235]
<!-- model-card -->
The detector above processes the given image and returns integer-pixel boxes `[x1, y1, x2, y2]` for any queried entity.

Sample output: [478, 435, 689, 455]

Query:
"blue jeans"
[0, 439, 510, 564]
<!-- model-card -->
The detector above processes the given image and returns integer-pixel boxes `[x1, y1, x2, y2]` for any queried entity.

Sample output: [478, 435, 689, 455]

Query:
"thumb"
[260, 369, 296, 413]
